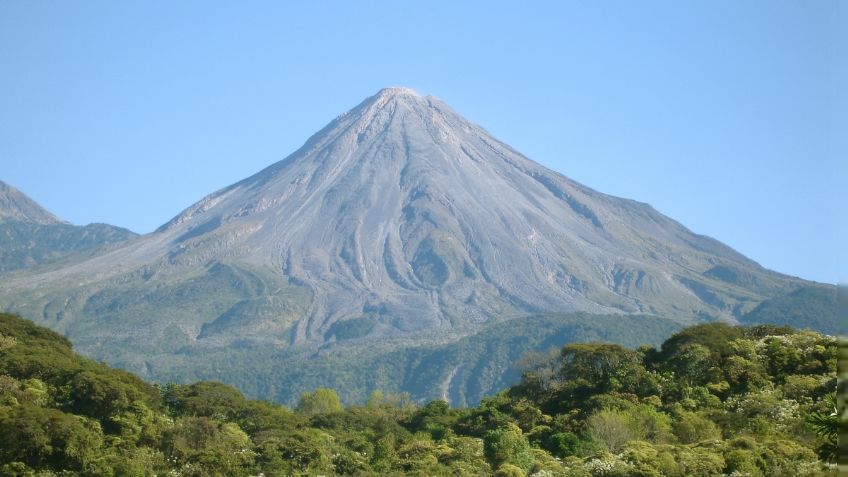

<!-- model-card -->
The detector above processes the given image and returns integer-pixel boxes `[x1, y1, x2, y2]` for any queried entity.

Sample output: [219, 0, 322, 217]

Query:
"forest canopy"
[0, 312, 839, 476]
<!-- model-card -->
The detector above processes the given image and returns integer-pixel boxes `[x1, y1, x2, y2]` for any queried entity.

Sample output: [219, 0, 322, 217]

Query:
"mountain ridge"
[0, 180, 67, 225]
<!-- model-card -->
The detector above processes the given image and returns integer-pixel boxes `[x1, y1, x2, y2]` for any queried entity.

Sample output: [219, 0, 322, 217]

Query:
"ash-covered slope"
[0, 88, 814, 394]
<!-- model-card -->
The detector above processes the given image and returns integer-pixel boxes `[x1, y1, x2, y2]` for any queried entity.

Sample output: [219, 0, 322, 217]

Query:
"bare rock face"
[0, 88, 807, 376]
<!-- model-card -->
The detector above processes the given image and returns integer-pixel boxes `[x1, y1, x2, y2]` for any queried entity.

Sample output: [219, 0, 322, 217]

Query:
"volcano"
[0, 87, 817, 404]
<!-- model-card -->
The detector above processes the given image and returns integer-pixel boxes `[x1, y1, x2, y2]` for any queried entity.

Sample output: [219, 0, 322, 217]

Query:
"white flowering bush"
[725, 388, 800, 429]
[582, 454, 632, 476]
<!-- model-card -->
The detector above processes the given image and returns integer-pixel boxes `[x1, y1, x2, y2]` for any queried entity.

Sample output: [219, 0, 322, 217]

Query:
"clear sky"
[1, 1, 844, 284]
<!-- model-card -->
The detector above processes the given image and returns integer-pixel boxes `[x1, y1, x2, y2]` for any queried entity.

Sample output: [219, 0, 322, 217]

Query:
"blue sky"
[1, 1, 844, 284]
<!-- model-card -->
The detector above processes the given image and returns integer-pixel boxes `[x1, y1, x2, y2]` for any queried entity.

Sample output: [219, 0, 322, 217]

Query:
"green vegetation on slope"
[0, 312, 838, 476]
[144, 313, 682, 407]
[740, 285, 840, 335]
[0, 220, 137, 273]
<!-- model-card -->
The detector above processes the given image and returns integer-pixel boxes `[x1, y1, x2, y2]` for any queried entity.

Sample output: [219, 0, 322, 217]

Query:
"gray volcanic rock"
[0, 88, 815, 399]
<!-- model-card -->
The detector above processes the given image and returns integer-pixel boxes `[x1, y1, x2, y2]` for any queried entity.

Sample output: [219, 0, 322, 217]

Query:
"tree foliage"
[0, 311, 837, 476]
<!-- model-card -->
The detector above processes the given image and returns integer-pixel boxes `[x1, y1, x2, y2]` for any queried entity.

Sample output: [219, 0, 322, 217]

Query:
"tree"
[296, 388, 343, 416]
[163, 381, 248, 420]
[657, 323, 743, 364]
[407, 399, 454, 438]
[161, 416, 254, 476]
[0, 405, 104, 472]
[545, 431, 580, 457]
[672, 410, 721, 444]
[483, 423, 533, 471]
[66, 369, 158, 426]
[665, 343, 712, 385]
[516, 348, 560, 396]
[558, 343, 644, 394]
[586, 408, 643, 453]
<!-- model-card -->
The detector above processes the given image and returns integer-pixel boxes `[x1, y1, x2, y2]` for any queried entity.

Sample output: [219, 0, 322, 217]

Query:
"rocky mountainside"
[0, 180, 66, 224]
[0, 181, 138, 273]
[0, 88, 828, 404]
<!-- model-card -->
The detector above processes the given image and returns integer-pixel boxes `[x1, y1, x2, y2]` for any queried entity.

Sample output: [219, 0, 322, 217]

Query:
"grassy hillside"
[0, 312, 837, 476]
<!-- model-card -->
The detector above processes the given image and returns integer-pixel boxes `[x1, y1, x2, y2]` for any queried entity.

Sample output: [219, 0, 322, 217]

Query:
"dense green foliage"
[0, 313, 837, 476]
